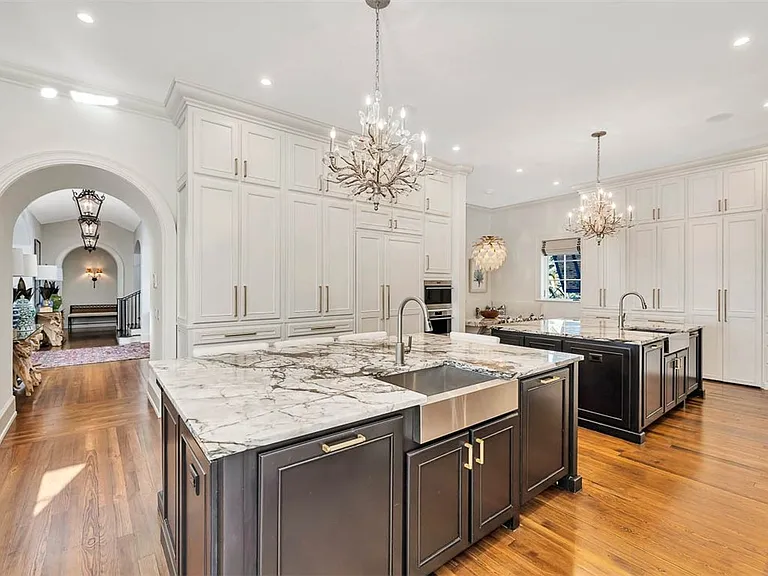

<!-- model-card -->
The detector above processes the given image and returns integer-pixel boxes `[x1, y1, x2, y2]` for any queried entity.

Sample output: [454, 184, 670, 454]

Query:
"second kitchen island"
[151, 334, 582, 575]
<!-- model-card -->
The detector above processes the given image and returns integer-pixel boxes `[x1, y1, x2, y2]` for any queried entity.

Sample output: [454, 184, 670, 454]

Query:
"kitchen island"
[151, 334, 582, 575]
[492, 318, 704, 444]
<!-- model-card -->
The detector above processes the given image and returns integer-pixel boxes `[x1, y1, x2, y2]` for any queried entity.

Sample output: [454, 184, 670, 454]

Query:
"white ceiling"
[1, 1, 768, 207]
[27, 189, 141, 231]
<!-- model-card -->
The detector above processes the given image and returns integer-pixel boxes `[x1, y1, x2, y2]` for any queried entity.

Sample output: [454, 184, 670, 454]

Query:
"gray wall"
[61, 247, 117, 307]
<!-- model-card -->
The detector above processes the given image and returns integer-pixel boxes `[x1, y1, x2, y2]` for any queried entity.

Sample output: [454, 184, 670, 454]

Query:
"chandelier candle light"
[566, 131, 633, 245]
[323, 0, 431, 210]
[471, 236, 508, 272]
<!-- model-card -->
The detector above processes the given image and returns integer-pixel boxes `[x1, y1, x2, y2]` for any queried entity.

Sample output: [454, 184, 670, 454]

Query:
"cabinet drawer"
[191, 323, 282, 345]
[392, 208, 424, 235]
[286, 318, 354, 338]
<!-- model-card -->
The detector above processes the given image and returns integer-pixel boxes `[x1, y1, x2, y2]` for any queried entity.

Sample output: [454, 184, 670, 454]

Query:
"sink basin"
[377, 365, 495, 397]
[376, 365, 518, 444]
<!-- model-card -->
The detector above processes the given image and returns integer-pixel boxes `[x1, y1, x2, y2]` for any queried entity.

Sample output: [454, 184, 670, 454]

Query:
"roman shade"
[541, 238, 581, 256]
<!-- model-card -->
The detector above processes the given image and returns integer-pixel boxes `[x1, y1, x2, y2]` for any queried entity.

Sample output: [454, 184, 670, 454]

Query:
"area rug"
[32, 342, 150, 369]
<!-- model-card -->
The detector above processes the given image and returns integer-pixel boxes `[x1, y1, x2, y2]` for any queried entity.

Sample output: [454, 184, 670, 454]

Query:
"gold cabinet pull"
[388, 218, 393, 229]
[244, 159, 248, 178]
[234, 286, 238, 317]
[318, 285, 323, 314]
[386, 285, 391, 319]
[223, 332, 259, 338]
[325, 286, 330, 313]
[657, 288, 661, 309]
[322, 434, 366, 453]
[717, 199, 721, 212]
[426, 197, 431, 211]
[243, 285, 248, 316]
[463, 442, 473, 470]
[540, 375, 563, 384]
[723, 289, 727, 322]
[426, 255, 430, 270]
[234, 157, 239, 176]
[393, 219, 398, 229]
[475, 438, 485, 465]
[724, 198, 728, 211]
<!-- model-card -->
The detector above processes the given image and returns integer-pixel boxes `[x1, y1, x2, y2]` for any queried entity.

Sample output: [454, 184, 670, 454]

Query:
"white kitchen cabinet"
[723, 162, 764, 214]
[425, 174, 452, 216]
[628, 222, 684, 313]
[355, 230, 423, 335]
[241, 122, 282, 188]
[193, 177, 239, 322]
[687, 170, 723, 219]
[579, 238, 601, 309]
[193, 110, 239, 180]
[392, 208, 424, 236]
[394, 185, 425, 212]
[424, 215, 451, 276]
[287, 134, 323, 194]
[687, 213, 762, 385]
[240, 184, 281, 321]
[286, 193, 355, 320]
[581, 231, 625, 312]
[323, 199, 355, 316]
[630, 178, 685, 224]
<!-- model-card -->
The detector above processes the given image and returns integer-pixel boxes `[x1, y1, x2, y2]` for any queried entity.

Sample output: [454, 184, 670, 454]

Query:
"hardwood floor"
[1, 367, 766, 575]
[56, 330, 118, 350]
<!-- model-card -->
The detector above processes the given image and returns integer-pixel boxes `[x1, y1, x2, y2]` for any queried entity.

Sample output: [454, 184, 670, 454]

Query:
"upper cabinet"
[425, 174, 452, 216]
[241, 122, 282, 188]
[193, 110, 239, 179]
[629, 177, 684, 224]
[424, 216, 451, 276]
[287, 134, 324, 194]
[687, 162, 763, 218]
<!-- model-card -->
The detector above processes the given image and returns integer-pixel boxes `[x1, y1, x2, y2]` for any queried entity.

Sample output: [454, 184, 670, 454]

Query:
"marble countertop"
[150, 334, 581, 461]
[493, 318, 702, 345]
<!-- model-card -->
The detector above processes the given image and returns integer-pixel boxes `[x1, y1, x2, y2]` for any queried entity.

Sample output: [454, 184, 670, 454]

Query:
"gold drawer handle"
[322, 434, 366, 453]
[463, 442, 473, 470]
[540, 375, 563, 384]
[475, 438, 485, 465]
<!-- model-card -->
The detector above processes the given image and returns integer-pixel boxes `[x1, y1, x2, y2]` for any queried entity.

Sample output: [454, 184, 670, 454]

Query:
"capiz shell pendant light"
[471, 236, 508, 272]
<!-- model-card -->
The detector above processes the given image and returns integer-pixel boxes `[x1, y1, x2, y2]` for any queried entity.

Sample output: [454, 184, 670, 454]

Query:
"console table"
[13, 325, 43, 396]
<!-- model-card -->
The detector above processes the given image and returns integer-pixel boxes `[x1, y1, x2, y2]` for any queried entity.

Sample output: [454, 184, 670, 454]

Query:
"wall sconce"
[85, 267, 103, 289]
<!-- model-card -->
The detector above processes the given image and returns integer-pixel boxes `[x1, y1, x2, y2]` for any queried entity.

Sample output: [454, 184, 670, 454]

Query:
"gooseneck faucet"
[618, 291, 648, 330]
[396, 296, 433, 365]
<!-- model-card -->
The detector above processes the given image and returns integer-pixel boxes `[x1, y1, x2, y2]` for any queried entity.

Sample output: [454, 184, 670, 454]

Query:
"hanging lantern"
[73, 189, 105, 220]
[471, 236, 508, 272]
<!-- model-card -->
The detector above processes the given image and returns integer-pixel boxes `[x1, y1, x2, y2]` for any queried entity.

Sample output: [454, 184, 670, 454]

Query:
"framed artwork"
[34, 239, 41, 265]
[469, 259, 487, 293]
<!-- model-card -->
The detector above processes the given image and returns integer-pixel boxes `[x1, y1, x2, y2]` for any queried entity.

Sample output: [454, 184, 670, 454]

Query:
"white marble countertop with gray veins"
[150, 334, 581, 461]
[493, 318, 702, 345]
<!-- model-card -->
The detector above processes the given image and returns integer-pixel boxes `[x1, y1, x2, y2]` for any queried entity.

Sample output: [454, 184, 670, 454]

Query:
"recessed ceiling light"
[706, 112, 734, 123]
[452, 145, 461, 152]
[77, 12, 94, 24]
[40, 87, 58, 99]
[70, 90, 118, 106]
[516, 168, 523, 173]
[733, 36, 750, 47]
[553, 181, 560, 186]
[763, 101, 768, 109]
[484, 189, 495, 195]
[260, 78, 273, 86]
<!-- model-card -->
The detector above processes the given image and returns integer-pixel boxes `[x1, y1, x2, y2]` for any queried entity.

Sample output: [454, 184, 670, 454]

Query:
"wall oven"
[424, 280, 452, 334]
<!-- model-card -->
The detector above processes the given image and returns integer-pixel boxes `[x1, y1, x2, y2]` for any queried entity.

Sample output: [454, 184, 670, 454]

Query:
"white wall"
[41, 219, 136, 296]
[486, 195, 582, 319]
[465, 206, 493, 320]
[134, 222, 152, 343]
[12, 209, 42, 253]
[0, 79, 177, 425]
[62, 247, 117, 308]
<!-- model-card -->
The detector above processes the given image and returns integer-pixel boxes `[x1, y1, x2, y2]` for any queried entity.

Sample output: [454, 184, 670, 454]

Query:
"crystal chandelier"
[73, 189, 104, 252]
[323, 0, 430, 210]
[565, 131, 633, 245]
[471, 236, 508, 272]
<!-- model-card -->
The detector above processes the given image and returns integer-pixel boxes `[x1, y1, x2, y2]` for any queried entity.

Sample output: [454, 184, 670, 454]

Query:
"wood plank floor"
[1, 364, 766, 575]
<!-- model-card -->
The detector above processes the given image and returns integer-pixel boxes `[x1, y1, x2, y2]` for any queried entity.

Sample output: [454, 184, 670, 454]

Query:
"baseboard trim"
[0, 396, 17, 445]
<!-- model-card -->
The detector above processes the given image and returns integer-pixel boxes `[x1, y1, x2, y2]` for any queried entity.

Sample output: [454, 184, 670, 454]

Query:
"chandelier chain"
[374, 6, 381, 93]
[596, 133, 601, 184]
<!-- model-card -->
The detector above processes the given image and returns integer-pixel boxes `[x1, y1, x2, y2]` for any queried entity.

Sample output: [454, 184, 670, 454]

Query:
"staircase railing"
[117, 290, 141, 338]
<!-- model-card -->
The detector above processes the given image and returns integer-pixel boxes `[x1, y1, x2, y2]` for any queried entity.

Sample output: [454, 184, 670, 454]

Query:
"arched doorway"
[0, 151, 176, 416]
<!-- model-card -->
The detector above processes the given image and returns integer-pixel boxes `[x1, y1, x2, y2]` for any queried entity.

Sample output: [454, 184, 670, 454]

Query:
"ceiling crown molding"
[164, 78, 473, 177]
[0, 60, 168, 121]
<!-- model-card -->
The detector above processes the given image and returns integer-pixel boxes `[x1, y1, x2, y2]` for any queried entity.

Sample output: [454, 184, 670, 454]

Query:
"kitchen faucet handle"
[405, 335, 412, 353]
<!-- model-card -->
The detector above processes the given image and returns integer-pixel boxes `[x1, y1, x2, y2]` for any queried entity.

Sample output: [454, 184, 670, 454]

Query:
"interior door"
[193, 109, 238, 179]
[286, 193, 323, 319]
[241, 183, 281, 321]
[723, 162, 764, 214]
[194, 177, 239, 323]
[241, 121, 281, 188]
[687, 216, 723, 380]
[687, 171, 723, 219]
[628, 224, 656, 312]
[722, 213, 762, 386]
[323, 199, 355, 317]
[629, 183, 656, 224]
[656, 221, 685, 313]
[385, 234, 423, 335]
[356, 231, 386, 333]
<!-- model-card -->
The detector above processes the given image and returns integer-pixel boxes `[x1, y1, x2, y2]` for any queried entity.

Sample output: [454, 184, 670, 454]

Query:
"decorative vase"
[14, 296, 36, 332]
[12, 302, 20, 329]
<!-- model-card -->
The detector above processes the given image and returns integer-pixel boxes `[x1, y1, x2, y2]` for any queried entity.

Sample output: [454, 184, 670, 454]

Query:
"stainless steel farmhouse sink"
[625, 327, 689, 353]
[376, 365, 518, 444]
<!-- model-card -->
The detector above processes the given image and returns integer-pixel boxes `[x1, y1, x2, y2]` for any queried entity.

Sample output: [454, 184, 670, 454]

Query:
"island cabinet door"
[493, 330, 524, 347]
[523, 335, 563, 352]
[470, 413, 520, 542]
[180, 425, 211, 576]
[688, 332, 700, 393]
[663, 354, 678, 412]
[259, 416, 403, 576]
[564, 341, 632, 431]
[520, 368, 570, 504]
[642, 342, 664, 428]
[161, 396, 179, 571]
[675, 349, 689, 404]
[406, 432, 471, 576]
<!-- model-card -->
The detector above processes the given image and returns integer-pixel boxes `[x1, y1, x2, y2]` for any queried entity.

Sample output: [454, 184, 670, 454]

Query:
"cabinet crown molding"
[165, 79, 473, 177]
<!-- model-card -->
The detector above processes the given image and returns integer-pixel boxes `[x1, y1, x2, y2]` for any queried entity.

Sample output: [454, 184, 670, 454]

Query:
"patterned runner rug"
[32, 342, 150, 369]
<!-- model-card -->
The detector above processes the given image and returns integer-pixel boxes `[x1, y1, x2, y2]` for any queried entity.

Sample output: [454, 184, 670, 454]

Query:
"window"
[541, 238, 581, 301]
